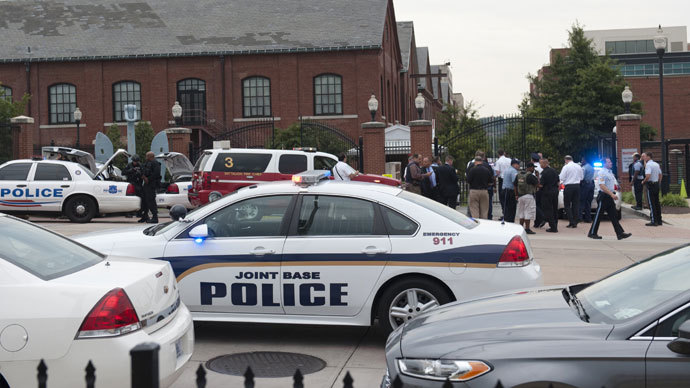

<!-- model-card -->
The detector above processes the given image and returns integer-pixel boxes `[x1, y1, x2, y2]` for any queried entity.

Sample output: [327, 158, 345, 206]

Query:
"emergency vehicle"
[75, 171, 542, 333]
[0, 150, 140, 222]
[188, 148, 399, 206]
[155, 152, 194, 209]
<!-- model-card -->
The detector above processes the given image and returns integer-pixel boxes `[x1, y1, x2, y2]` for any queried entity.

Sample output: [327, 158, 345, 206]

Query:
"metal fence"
[642, 139, 690, 196]
[0, 123, 14, 164]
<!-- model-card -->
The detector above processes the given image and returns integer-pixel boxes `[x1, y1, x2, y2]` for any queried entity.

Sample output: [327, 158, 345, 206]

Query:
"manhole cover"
[206, 352, 326, 377]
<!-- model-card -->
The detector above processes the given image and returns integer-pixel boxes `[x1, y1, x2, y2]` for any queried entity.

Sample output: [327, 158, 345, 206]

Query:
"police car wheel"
[64, 195, 97, 223]
[377, 278, 451, 333]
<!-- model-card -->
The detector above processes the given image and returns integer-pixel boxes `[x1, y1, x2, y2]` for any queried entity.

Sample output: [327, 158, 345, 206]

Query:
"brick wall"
[627, 75, 690, 140]
[615, 114, 641, 191]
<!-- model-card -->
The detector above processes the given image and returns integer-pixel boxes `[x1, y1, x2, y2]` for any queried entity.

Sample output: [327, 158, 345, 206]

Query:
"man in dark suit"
[140, 151, 162, 224]
[437, 155, 460, 209]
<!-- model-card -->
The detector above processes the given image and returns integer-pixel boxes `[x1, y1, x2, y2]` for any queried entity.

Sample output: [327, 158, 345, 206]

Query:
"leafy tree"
[435, 101, 484, 171]
[271, 122, 355, 157]
[106, 124, 125, 150]
[526, 23, 648, 156]
[135, 121, 155, 158]
[0, 85, 30, 163]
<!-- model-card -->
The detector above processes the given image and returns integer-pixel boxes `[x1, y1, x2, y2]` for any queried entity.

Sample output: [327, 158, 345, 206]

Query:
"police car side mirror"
[668, 320, 690, 355]
[189, 224, 209, 239]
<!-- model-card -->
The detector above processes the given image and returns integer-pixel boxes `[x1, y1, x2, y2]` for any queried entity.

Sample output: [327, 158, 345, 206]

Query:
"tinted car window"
[212, 153, 272, 173]
[0, 217, 103, 280]
[203, 195, 292, 238]
[656, 306, 690, 338]
[381, 206, 418, 235]
[0, 163, 32, 180]
[314, 156, 337, 170]
[279, 154, 308, 174]
[298, 195, 376, 236]
[34, 163, 72, 181]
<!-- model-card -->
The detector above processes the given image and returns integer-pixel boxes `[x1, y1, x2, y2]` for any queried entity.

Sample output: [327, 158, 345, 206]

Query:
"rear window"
[194, 152, 212, 172]
[0, 217, 104, 280]
[279, 154, 308, 174]
[212, 153, 272, 173]
[398, 191, 477, 229]
[0, 163, 32, 180]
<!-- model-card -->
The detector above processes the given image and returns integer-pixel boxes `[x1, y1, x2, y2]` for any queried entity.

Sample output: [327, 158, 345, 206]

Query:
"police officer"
[630, 153, 645, 210]
[579, 155, 595, 223]
[539, 157, 559, 233]
[588, 157, 631, 240]
[642, 152, 663, 226]
[123, 154, 144, 218]
[140, 151, 161, 224]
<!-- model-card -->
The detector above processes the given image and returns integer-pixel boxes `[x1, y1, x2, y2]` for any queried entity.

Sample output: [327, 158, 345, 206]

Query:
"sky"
[393, 0, 690, 117]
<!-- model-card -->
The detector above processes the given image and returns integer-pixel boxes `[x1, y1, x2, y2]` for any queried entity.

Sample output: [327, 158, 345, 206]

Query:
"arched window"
[177, 78, 206, 125]
[242, 76, 271, 118]
[112, 81, 142, 122]
[49, 83, 77, 124]
[314, 74, 342, 115]
[0, 85, 11, 102]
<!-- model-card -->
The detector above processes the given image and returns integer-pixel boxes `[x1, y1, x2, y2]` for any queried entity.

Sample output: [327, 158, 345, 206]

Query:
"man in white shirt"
[495, 149, 511, 220]
[642, 152, 663, 226]
[559, 155, 583, 228]
[333, 153, 359, 181]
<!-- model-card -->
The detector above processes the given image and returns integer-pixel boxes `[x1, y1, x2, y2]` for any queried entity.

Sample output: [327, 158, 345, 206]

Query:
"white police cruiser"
[0, 149, 140, 222]
[75, 171, 542, 332]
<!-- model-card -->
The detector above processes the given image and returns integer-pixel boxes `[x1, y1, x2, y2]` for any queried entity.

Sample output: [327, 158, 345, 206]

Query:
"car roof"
[233, 179, 402, 198]
[203, 148, 337, 158]
[3, 159, 77, 166]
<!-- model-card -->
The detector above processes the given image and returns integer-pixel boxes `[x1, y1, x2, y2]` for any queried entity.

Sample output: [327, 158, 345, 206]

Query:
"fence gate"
[642, 139, 690, 196]
[435, 114, 611, 206]
[190, 118, 275, 163]
[297, 118, 362, 171]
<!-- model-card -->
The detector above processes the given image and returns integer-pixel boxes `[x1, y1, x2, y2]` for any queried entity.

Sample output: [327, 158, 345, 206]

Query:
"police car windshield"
[145, 192, 234, 236]
[397, 191, 478, 229]
[0, 217, 104, 280]
[576, 245, 690, 324]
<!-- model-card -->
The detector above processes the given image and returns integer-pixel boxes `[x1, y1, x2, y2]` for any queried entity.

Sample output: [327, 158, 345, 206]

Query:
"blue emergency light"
[593, 162, 603, 167]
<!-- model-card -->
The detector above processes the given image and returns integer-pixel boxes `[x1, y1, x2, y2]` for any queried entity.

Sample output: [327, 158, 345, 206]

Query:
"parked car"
[558, 163, 622, 220]
[42, 146, 123, 181]
[156, 152, 194, 209]
[188, 148, 400, 206]
[382, 244, 690, 387]
[0, 214, 194, 388]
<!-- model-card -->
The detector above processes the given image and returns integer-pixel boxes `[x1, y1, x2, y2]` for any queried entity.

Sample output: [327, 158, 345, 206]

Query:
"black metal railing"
[0, 123, 14, 164]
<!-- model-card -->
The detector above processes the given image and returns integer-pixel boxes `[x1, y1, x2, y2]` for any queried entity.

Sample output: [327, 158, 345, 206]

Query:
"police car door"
[27, 162, 75, 212]
[0, 162, 34, 211]
[163, 195, 295, 315]
[282, 194, 391, 316]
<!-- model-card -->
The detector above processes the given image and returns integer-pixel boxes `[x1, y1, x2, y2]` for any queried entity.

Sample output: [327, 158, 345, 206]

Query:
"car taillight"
[167, 183, 179, 194]
[559, 184, 565, 191]
[126, 183, 136, 196]
[202, 172, 212, 190]
[498, 236, 531, 267]
[77, 288, 140, 339]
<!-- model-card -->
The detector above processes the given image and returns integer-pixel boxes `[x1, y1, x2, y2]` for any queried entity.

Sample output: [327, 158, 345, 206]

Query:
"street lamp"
[415, 92, 425, 120]
[367, 94, 378, 122]
[73, 107, 82, 148]
[172, 101, 182, 126]
[654, 25, 670, 194]
[612, 126, 618, 178]
[621, 86, 633, 114]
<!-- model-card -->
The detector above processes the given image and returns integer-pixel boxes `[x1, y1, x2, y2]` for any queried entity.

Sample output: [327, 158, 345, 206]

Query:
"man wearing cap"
[560, 155, 583, 228]
[631, 153, 645, 210]
[588, 158, 631, 240]
[642, 152, 663, 226]
[502, 159, 520, 223]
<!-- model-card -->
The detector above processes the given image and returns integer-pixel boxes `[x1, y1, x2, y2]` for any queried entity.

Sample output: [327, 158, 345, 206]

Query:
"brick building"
[0, 0, 449, 160]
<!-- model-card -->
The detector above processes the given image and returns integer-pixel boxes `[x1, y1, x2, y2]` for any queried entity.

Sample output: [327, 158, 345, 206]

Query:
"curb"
[621, 204, 651, 221]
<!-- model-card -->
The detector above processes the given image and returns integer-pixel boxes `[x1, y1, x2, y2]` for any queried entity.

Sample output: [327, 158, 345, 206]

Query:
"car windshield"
[577, 245, 690, 324]
[397, 191, 477, 229]
[145, 190, 239, 236]
[0, 217, 104, 280]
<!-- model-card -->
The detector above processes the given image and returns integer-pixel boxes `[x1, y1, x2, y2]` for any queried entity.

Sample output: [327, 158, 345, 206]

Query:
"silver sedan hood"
[400, 288, 614, 359]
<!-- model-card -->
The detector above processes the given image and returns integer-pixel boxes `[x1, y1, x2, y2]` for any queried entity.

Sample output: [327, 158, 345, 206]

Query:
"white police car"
[75, 171, 542, 332]
[156, 152, 194, 210]
[558, 162, 622, 220]
[0, 150, 140, 223]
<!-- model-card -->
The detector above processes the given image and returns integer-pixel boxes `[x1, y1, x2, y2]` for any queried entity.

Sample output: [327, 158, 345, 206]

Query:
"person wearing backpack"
[514, 162, 540, 234]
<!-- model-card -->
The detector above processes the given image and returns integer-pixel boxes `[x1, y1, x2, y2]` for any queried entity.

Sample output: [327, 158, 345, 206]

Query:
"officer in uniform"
[630, 153, 645, 210]
[140, 151, 161, 224]
[588, 157, 631, 240]
[579, 155, 595, 223]
[642, 152, 663, 226]
[122, 154, 144, 218]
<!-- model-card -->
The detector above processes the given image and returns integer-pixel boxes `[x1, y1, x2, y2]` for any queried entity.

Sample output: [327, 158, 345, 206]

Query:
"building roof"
[416, 47, 429, 89]
[0, 0, 389, 62]
[396, 21, 414, 72]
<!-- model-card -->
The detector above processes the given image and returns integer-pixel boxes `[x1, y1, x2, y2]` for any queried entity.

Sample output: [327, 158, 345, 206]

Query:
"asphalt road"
[31, 213, 688, 388]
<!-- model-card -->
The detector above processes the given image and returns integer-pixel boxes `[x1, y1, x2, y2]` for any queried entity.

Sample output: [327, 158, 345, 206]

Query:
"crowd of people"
[398, 148, 664, 240]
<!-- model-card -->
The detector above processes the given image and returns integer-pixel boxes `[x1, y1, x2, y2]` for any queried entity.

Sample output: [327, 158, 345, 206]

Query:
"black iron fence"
[0, 123, 14, 164]
[642, 139, 690, 196]
[298, 118, 362, 172]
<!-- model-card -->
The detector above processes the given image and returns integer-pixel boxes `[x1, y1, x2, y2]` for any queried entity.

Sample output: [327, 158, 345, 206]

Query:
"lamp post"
[73, 107, 82, 148]
[172, 101, 182, 126]
[415, 92, 425, 120]
[654, 25, 670, 194]
[611, 126, 618, 178]
[621, 86, 633, 114]
[367, 94, 378, 122]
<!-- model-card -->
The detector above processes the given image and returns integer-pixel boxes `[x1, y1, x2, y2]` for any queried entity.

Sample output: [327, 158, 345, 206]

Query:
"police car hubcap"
[75, 204, 86, 215]
[389, 288, 439, 329]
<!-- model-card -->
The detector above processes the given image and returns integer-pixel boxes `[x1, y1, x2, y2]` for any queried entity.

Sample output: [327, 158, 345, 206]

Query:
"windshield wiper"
[564, 286, 590, 322]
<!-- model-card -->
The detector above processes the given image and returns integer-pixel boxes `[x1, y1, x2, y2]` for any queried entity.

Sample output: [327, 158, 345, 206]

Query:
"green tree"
[106, 124, 125, 150]
[526, 23, 647, 156]
[135, 121, 155, 158]
[1, 85, 30, 163]
[271, 122, 355, 156]
[435, 102, 484, 171]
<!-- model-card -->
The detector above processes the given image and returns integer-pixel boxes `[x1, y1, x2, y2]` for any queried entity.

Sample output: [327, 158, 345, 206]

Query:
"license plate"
[175, 337, 184, 359]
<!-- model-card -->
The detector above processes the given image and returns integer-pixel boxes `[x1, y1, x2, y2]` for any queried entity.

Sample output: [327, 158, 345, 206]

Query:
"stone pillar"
[10, 115, 35, 160]
[409, 120, 433, 158]
[361, 121, 386, 175]
[614, 113, 641, 191]
[165, 127, 192, 157]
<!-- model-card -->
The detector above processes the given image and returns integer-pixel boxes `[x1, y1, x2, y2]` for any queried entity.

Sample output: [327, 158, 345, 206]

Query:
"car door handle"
[361, 247, 389, 255]
[61, 185, 70, 188]
[250, 247, 275, 256]
[15, 184, 27, 188]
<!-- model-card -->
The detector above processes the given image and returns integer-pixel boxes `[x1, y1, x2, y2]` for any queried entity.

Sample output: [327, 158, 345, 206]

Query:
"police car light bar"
[292, 147, 317, 152]
[292, 170, 332, 186]
[593, 162, 603, 167]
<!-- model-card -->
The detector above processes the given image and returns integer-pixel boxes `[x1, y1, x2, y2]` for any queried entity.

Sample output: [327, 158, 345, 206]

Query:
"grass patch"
[622, 191, 635, 205]
[661, 193, 689, 208]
